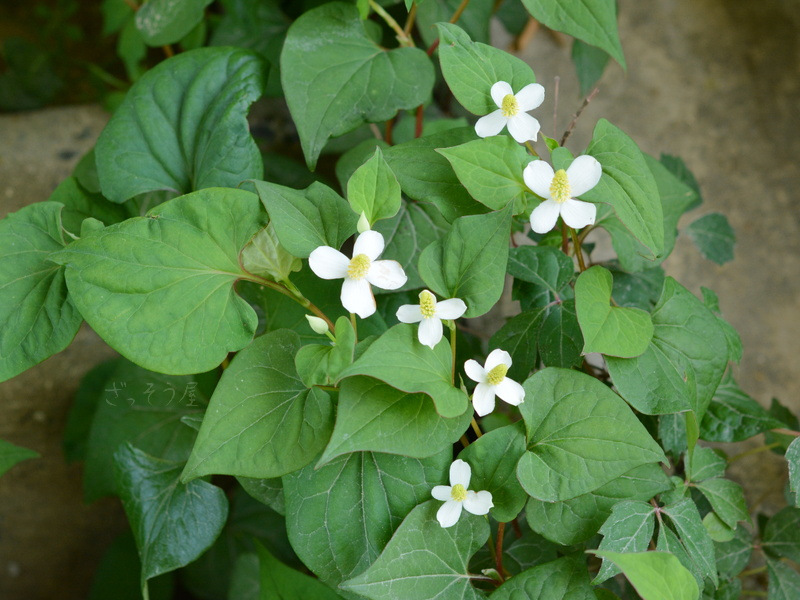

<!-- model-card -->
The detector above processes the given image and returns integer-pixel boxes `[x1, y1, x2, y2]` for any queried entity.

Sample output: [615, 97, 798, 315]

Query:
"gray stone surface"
[0, 0, 798, 596]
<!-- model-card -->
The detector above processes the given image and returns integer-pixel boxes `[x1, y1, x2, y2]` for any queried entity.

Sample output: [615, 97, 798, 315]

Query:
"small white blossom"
[431, 459, 493, 528]
[305, 315, 329, 334]
[524, 155, 602, 234]
[475, 81, 545, 143]
[464, 349, 525, 416]
[308, 230, 407, 318]
[396, 290, 467, 349]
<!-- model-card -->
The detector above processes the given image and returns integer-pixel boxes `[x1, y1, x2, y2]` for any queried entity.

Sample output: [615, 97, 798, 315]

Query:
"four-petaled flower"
[309, 230, 407, 318]
[464, 349, 525, 416]
[475, 81, 545, 143]
[431, 459, 493, 528]
[396, 290, 467, 349]
[524, 155, 602, 234]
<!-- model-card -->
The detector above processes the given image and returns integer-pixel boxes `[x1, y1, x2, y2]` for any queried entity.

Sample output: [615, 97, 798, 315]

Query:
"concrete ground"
[1, 0, 798, 597]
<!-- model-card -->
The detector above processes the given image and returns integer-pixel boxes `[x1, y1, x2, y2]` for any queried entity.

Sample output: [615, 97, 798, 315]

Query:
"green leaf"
[607, 277, 728, 417]
[418, 204, 512, 318]
[591, 551, 699, 600]
[714, 525, 752, 579]
[701, 287, 742, 364]
[703, 512, 735, 543]
[135, 0, 214, 46]
[256, 543, 343, 600]
[255, 180, 358, 259]
[694, 478, 749, 529]
[656, 524, 704, 589]
[228, 553, 260, 600]
[538, 299, 584, 369]
[337, 324, 468, 418]
[383, 127, 487, 222]
[81, 358, 207, 501]
[583, 119, 663, 258]
[525, 463, 669, 545]
[418, 0, 494, 46]
[113, 443, 228, 591]
[63, 360, 117, 463]
[768, 558, 800, 600]
[0, 201, 82, 382]
[457, 422, 527, 522]
[294, 316, 355, 387]
[281, 2, 434, 169]
[95, 47, 266, 203]
[491, 556, 594, 600]
[575, 265, 653, 357]
[520, 0, 625, 67]
[88, 531, 173, 600]
[508, 245, 574, 306]
[340, 500, 489, 600]
[608, 264, 665, 311]
[787, 438, 800, 504]
[436, 22, 535, 115]
[241, 222, 301, 282]
[572, 39, 610, 97]
[437, 136, 532, 211]
[700, 372, 784, 442]
[688, 446, 727, 482]
[763, 507, 800, 563]
[517, 368, 665, 502]
[594, 501, 656, 583]
[284, 452, 449, 589]
[238, 476, 285, 516]
[53, 188, 267, 375]
[51, 176, 130, 235]
[320, 376, 471, 463]
[662, 499, 718, 586]
[182, 329, 334, 480]
[686, 213, 735, 265]
[0, 438, 38, 477]
[489, 307, 546, 381]
[660, 154, 703, 211]
[347, 147, 402, 226]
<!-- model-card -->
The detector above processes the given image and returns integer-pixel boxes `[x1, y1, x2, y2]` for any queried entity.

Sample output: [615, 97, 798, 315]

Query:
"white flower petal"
[529, 199, 562, 234]
[463, 359, 486, 384]
[418, 317, 443, 349]
[366, 260, 407, 290]
[436, 499, 463, 528]
[566, 155, 603, 196]
[523, 160, 554, 198]
[396, 304, 423, 323]
[353, 229, 385, 260]
[435, 298, 467, 320]
[490, 81, 514, 107]
[507, 112, 541, 143]
[463, 490, 494, 516]
[341, 277, 376, 318]
[449, 459, 471, 488]
[515, 83, 545, 112]
[485, 348, 512, 372]
[431, 485, 452, 501]
[308, 246, 349, 280]
[560, 198, 597, 230]
[472, 383, 497, 417]
[495, 378, 525, 406]
[474, 110, 507, 138]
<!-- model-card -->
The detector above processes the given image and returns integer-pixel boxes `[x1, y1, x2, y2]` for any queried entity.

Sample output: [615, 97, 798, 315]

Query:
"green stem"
[403, 2, 417, 37]
[450, 323, 458, 385]
[449, 0, 471, 24]
[684, 411, 699, 480]
[244, 274, 335, 330]
[524, 141, 539, 157]
[739, 566, 767, 578]
[494, 522, 506, 581]
[350, 312, 359, 344]
[470, 417, 483, 438]
[569, 227, 587, 272]
[729, 442, 781, 463]
[741, 592, 767, 598]
[369, 0, 414, 47]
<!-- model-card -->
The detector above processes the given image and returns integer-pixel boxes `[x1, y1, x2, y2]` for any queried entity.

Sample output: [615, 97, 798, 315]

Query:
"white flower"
[396, 290, 467, 349]
[524, 155, 602, 234]
[308, 230, 407, 318]
[431, 459, 493, 528]
[475, 81, 545, 143]
[464, 349, 525, 416]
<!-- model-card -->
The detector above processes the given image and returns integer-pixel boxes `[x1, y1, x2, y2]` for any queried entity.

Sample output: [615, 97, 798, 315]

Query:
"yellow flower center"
[550, 169, 572, 204]
[451, 484, 468, 502]
[486, 364, 508, 386]
[501, 94, 518, 118]
[419, 290, 437, 318]
[347, 254, 371, 280]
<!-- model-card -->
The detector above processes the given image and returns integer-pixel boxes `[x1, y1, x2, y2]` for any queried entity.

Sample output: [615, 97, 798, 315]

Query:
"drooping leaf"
[659, 154, 703, 211]
[593, 501, 656, 583]
[320, 376, 471, 463]
[0, 201, 82, 382]
[700, 287, 743, 364]
[135, 0, 214, 46]
[347, 147, 402, 226]
[591, 551, 699, 600]
[763, 507, 800, 563]
[517, 368, 665, 502]
[574, 265, 653, 358]
[508, 245, 574, 306]
[655, 524, 704, 589]
[241, 222, 302, 282]
[284, 452, 449, 590]
[491, 556, 595, 600]
[337, 324, 468, 418]
[53, 188, 267, 374]
[340, 500, 489, 600]
[95, 47, 266, 202]
[537, 299, 584, 369]
[113, 443, 228, 591]
[714, 524, 753, 579]
[281, 2, 434, 169]
[572, 39, 610, 97]
[662, 499, 718, 586]
[182, 330, 333, 481]
[520, 0, 625, 67]
[700, 372, 784, 442]
[686, 213, 736, 265]
[0, 438, 38, 477]
[418, 204, 513, 318]
[767, 558, 800, 600]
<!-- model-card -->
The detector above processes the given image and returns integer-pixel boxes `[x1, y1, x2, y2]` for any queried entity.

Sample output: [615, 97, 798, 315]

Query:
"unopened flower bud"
[357, 212, 371, 234]
[305, 315, 329, 334]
